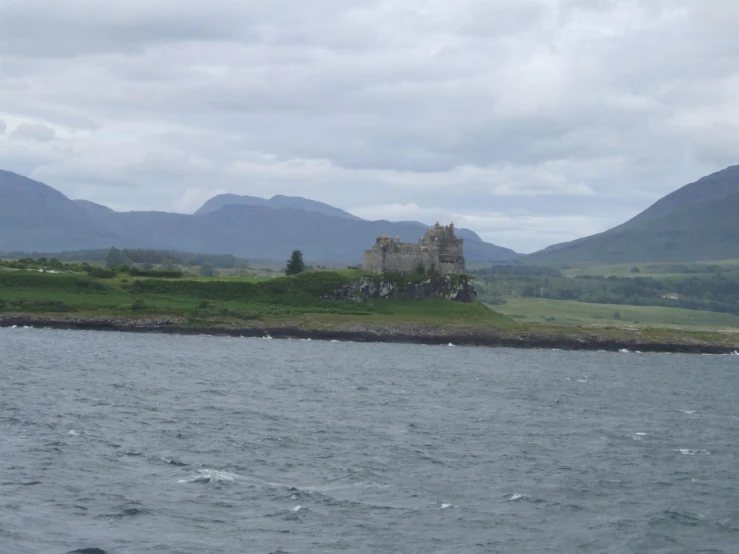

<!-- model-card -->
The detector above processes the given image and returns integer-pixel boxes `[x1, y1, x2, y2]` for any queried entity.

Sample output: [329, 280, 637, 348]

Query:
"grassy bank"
[0, 268, 510, 329]
[3, 267, 739, 351]
[495, 297, 739, 331]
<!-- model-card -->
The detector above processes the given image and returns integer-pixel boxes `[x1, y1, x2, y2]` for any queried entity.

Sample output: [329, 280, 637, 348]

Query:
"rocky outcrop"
[327, 275, 477, 303]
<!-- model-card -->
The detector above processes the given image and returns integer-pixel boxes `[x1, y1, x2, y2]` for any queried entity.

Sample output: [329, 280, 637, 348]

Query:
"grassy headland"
[1, 262, 738, 352]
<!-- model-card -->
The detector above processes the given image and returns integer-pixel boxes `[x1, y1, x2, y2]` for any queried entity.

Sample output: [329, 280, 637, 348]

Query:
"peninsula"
[1, 254, 737, 354]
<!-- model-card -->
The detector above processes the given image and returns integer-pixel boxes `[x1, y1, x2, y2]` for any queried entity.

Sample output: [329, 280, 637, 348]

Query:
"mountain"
[527, 165, 739, 264]
[0, 170, 128, 251]
[75, 199, 115, 216]
[0, 170, 517, 263]
[196, 193, 361, 220]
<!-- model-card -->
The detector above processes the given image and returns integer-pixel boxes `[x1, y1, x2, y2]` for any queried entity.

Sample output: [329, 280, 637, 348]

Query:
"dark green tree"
[105, 247, 128, 268]
[285, 250, 306, 275]
[200, 263, 215, 277]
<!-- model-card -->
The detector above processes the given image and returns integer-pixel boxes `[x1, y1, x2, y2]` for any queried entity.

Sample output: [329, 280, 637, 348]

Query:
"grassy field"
[494, 297, 739, 331]
[0, 268, 512, 329]
[558, 259, 739, 279]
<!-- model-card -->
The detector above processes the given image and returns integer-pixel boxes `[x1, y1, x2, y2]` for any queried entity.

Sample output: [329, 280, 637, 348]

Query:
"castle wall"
[381, 250, 434, 274]
[362, 225, 465, 275]
[362, 249, 385, 273]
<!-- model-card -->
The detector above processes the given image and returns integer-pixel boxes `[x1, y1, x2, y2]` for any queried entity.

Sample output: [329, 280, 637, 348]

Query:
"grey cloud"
[1, 0, 739, 251]
[10, 122, 57, 142]
[0, 0, 378, 57]
[0, 119, 6, 135]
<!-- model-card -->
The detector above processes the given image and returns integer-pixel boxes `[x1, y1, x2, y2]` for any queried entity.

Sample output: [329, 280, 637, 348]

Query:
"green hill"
[527, 165, 739, 264]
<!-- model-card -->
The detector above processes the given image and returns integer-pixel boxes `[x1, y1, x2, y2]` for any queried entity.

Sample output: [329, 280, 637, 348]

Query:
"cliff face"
[328, 275, 477, 303]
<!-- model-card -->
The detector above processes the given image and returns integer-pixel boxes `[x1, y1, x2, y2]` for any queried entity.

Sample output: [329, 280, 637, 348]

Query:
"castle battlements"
[362, 222, 465, 275]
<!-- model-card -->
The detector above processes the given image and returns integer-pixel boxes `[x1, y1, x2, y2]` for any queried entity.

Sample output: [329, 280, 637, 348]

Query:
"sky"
[1, 0, 738, 253]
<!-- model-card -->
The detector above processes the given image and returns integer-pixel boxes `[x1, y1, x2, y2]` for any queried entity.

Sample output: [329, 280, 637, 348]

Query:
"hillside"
[195, 193, 361, 219]
[0, 170, 517, 263]
[527, 165, 739, 264]
[0, 170, 130, 251]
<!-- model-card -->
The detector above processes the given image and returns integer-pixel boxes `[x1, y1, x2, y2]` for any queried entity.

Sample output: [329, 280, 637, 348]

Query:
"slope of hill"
[0, 170, 517, 263]
[0, 170, 128, 251]
[75, 199, 115, 216]
[195, 193, 361, 220]
[527, 165, 739, 264]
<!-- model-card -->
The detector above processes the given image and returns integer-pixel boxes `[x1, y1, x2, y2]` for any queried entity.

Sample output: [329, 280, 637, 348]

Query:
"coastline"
[2, 314, 737, 354]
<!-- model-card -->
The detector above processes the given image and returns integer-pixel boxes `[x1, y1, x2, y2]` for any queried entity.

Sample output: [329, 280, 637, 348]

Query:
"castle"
[362, 223, 466, 275]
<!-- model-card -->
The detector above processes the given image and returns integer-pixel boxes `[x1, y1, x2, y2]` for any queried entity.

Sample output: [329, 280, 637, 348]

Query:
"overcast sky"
[1, 0, 738, 252]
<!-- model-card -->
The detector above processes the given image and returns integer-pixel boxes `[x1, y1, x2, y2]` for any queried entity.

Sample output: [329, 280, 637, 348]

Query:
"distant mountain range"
[0, 170, 518, 263]
[526, 165, 739, 264]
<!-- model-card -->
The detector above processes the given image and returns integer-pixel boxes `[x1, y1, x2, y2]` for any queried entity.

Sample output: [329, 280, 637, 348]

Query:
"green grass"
[559, 259, 739, 279]
[0, 268, 511, 328]
[494, 297, 739, 331]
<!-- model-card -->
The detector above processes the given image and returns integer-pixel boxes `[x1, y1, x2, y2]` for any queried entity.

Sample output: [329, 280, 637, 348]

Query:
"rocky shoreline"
[2, 314, 738, 354]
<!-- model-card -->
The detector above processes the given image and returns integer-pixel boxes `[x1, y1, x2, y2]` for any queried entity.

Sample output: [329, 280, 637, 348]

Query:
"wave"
[674, 448, 711, 456]
[178, 469, 239, 484]
[160, 457, 188, 466]
[95, 506, 151, 519]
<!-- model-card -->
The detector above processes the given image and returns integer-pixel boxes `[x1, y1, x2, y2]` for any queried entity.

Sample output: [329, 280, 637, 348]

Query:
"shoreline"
[2, 315, 738, 354]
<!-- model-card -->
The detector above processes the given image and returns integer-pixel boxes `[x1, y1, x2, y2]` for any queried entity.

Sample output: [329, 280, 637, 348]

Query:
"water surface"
[1, 328, 738, 553]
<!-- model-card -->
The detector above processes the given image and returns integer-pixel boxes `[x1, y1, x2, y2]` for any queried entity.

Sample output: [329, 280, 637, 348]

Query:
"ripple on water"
[1, 328, 738, 553]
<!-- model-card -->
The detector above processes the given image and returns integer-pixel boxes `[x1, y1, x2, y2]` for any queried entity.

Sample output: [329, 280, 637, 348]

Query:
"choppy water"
[1, 328, 738, 554]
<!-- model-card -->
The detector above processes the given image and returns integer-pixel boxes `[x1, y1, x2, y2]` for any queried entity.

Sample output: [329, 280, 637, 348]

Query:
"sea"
[1, 327, 738, 554]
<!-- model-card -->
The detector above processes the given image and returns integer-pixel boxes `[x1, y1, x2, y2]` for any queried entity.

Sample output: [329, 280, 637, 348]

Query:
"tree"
[105, 246, 128, 268]
[200, 263, 215, 277]
[285, 250, 306, 275]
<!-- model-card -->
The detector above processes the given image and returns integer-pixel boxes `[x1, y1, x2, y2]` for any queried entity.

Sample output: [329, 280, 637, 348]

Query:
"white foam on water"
[178, 469, 239, 483]
[448, 343, 455, 347]
[679, 410, 697, 415]
[506, 493, 528, 501]
[619, 349, 630, 353]
[291, 505, 303, 512]
[10, 325, 17, 329]
[263, 335, 273, 340]
[630, 432, 648, 441]
[674, 449, 710, 456]
[67, 430, 79, 436]
[331, 340, 339, 343]
[577, 379, 588, 383]
[440, 503, 455, 509]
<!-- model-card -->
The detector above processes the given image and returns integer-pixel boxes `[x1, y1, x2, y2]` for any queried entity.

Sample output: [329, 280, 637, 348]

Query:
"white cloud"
[0, 0, 738, 251]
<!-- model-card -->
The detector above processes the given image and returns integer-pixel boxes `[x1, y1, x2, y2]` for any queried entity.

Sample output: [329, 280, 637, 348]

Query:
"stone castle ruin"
[362, 223, 466, 275]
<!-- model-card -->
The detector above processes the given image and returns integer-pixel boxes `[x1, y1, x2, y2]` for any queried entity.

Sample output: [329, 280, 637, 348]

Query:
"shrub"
[89, 267, 117, 279]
